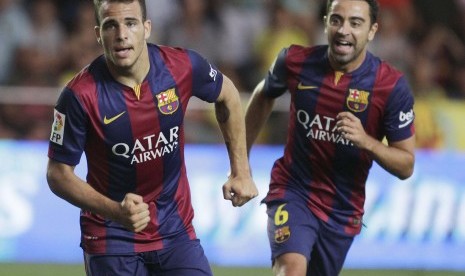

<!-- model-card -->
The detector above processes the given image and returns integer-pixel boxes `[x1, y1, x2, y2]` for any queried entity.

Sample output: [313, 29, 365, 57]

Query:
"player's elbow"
[396, 168, 413, 180]
[46, 161, 67, 197]
[46, 166, 61, 195]
[396, 161, 415, 180]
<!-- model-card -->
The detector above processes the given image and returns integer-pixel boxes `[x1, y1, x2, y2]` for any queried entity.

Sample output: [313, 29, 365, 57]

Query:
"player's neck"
[108, 49, 150, 88]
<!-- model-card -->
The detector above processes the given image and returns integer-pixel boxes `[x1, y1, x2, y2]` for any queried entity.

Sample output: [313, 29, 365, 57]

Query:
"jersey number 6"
[274, 203, 289, 226]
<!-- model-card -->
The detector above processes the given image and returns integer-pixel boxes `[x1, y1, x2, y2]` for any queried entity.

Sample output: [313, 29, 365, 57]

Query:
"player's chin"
[116, 61, 134, 69]
[332, 53, 353, 66]
[110, 56, 134, 68]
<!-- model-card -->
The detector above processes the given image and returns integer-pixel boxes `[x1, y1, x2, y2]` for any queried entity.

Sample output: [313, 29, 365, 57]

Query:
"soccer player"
[46, 0, 258, 275]
[245, 0, 415, 275]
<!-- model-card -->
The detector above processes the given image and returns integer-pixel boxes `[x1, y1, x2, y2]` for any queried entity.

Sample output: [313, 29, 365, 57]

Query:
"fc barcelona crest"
[156, 88, 179, 115]
[346, 89, 370, 112]
[274, 226, 291, 243]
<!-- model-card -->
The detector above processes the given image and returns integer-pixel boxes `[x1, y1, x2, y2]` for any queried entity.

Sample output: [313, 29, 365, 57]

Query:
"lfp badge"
[346, 89, 370, 112]
[50, 109, 65, 145]
[157, 88, 179, 115]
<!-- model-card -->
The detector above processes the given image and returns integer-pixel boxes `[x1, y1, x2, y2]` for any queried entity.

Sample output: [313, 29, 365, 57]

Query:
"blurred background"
[0, 0, 465, 275]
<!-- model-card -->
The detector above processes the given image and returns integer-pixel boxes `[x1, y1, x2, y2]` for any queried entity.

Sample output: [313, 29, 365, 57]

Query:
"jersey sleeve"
[384, 76, 415, 142]
[188, 49, 224, 103]
[263, 47, 289, 98]
[48, 88, 88, 166]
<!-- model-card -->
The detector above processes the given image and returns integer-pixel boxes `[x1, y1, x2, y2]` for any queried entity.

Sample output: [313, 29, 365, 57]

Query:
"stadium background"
[1, 0, 465, 275]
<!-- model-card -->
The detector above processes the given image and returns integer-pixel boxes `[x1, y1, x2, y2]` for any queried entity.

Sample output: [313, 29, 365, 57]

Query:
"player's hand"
[118, 193, 150, 232]
[222, 174, 258, 207]
[336, 111, 371, 150]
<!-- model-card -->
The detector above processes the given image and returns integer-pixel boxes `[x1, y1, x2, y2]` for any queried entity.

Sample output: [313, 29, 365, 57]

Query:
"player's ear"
[144, 19, 152, 41]
[323, 16, 328, 33]
[95, 26, 102, 45]
[368, 22, 378, 41]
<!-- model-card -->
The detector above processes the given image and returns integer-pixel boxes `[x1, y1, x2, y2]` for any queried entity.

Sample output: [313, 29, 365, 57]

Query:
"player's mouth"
[333, 40, 353, 55]
[114, 46, 133, 58]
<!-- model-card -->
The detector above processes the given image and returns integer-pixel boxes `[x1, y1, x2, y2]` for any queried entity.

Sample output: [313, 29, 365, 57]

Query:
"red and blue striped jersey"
[48, 43, 223, 253]
[262, 45, 415, 235]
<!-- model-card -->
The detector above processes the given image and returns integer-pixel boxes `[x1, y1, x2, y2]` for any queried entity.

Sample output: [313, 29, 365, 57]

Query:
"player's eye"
[127, 20, 138, 28]
[351, 20, 362, 28]
[102, 22, 117, 30]
[328, 16, 343, 27]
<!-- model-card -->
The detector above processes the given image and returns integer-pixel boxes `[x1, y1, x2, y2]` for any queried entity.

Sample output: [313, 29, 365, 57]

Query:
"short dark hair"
[326, 0, 379, 25]
[93, 0, 147, 25]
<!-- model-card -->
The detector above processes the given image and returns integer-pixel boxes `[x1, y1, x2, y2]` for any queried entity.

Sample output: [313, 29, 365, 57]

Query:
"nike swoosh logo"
[103, 111, 126, 125]
[297, 82, 318, 90]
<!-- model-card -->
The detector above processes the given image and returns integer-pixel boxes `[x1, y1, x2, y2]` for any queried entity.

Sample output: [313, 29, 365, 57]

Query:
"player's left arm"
[215, 75, 258, 207]
[336, 112, 415, 179]
[380, 136, 415, 179]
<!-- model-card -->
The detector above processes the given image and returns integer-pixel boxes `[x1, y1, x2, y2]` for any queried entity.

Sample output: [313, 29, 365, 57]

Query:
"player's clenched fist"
[223, 175, 258, 207]
[118, 193, 150, 232]
[336, 111, 370, 149]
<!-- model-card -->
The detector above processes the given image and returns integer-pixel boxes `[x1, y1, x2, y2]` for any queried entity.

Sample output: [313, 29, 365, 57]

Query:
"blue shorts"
[266, 201, 354, 275]
[84, 239, 212, 276]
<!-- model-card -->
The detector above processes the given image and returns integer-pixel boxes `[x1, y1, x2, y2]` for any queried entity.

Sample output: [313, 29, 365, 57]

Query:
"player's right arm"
[48, 85, 149, 232]
[245, 80, 276, 155]
[46, 159, 150, 232]
[245, 48, 288, 155]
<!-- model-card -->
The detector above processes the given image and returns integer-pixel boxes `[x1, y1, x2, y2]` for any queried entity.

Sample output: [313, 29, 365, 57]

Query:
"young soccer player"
[46, 0, 258, 275]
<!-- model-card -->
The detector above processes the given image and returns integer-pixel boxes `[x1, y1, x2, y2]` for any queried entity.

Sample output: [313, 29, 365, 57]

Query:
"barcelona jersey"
[48, 43, 223, 254]
[262, 45, 415, 235]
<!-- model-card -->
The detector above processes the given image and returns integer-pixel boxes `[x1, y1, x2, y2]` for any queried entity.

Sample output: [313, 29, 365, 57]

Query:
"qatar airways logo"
[112, 126, 179, 164]
[297, 110, 352, 145]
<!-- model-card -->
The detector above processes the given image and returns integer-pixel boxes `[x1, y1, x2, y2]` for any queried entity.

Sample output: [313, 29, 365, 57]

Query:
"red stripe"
[366, 62, 402, 139]
[124, 82, 165, 251]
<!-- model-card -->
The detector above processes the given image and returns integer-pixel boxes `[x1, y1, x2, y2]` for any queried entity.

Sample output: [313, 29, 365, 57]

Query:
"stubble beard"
[329, 44, 365, 72]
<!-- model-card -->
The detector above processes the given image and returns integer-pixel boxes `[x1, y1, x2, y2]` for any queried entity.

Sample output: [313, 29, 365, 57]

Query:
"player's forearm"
[46, 160, 121, 220]
[364, 137, 415, 180]
[215, 84, 251, 177]
[245, 80, 275, 156]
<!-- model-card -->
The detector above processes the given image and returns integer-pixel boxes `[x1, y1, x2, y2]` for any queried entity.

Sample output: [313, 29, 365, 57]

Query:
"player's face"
[95, 1, 151, 72]
[324, 0, 378, 72]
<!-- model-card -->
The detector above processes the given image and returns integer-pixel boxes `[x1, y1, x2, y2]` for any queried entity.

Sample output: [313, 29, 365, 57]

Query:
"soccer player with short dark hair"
[245, 0, 415, 275]
[46, 0, 258, 275]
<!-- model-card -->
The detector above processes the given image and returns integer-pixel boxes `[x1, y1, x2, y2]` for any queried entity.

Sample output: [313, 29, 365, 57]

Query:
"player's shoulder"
[151, 43, 198, 64]
[288, 44, 326, 54]
[368, 52, 404, 79]
[65, 60, 101, 97]
[366, 53, 411, 98]
[152, 43, 187, 55]
[284, 44, 327, 63]
[380, 60, 403, 79]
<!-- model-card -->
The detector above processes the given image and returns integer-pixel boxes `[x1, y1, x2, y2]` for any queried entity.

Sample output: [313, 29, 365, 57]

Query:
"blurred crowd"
[0, 0, 465, 147]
